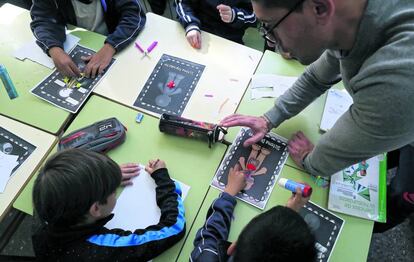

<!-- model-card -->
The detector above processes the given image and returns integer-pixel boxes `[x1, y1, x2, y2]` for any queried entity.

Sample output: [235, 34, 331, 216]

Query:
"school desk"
[13, 95, 228, 261]
[0, 115, 56, 221]
[177, 165, 374, 262]
[224, 50, 345, 171]
[0, 4, 73, 134]
[93, 12, 263, 124]
[0, 4, 112, 134]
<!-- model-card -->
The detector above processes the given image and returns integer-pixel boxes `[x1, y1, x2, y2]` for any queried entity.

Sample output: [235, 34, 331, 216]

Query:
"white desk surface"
[94, 13, 263, 123]
[0, 115, 56, 221]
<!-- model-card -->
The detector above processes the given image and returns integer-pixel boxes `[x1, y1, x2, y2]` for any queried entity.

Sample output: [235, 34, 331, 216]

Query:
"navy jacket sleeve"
[105, 0, 146, 52]
[174, 0, 201, 35]
[230, 3, 257, 29]
[87, 168, 186, 261]
[190, 192, 237, 262]
[30, 0, 66, 54]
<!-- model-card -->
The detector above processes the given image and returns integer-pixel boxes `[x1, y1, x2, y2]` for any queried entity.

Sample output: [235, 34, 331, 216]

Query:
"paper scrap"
[320, 89, 353, 132]
[14, 34, 80, 69]
[0, 151, 19, 193]
[105, 165, 190, 231]
[250, 74, 298, 100]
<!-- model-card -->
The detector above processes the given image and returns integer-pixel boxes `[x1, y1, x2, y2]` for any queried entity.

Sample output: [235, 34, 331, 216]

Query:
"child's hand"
[49, 47, 81, 77]
[186, 30, 202, 49]
[145, 159, 166, 175]
[217, 4, 233, 23]
[286, 186, 310, 212]
[224, 164, 246, 196]
[82, 43, 116, 78]
[119, 163, 140, 186]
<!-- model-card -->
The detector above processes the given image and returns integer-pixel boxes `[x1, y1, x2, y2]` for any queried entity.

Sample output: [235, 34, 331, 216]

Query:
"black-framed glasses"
[259, 0, 306, 44]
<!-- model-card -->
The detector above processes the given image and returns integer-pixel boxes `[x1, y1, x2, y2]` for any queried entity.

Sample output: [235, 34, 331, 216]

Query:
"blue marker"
[278, 178, 312, 197]
[0, 65, 18, 99]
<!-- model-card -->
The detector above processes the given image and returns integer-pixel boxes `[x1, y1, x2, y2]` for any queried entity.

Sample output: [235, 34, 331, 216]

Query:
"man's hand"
[49, 47, 81, 77]
[145, 159, 166, 175]
[217, 4, 233, 23]
[82, 43, 115, 78]
[220, 114, 269, 147]
[186, 30, 202, 49]
[288, 131, 314, 169]
[286, 186, 310, 212]
[119, 163, 140, 186]
[224, 164, 246, 196]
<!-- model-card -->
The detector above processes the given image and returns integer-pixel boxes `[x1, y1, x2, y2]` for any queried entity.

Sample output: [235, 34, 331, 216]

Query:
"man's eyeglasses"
[258, 0, 306, 44]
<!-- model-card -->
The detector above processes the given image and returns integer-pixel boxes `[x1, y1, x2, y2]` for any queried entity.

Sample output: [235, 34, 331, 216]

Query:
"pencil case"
[159, 113, 229, 148]
[58, 117, 127, 153]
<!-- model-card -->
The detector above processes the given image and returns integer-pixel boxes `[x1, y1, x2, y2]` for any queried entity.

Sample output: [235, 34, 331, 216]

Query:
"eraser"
[135, 113, 144, 123]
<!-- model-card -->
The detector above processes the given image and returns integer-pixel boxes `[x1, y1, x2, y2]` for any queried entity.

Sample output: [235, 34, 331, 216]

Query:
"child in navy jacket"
[175, 0, 257, 48]
[32, 149, 185, 261]
[30, 0, 146, 78]
[190, 164, 316, 262]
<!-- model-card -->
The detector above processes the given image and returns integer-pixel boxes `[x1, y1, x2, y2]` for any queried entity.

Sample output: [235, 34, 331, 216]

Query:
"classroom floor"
[1, 0, 413, 261]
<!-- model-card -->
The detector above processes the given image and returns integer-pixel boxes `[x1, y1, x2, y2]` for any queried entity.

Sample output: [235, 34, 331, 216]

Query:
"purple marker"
[134, 42, 145, 53]
[278, 178, 312, 197]
[147, 41, 158, 53]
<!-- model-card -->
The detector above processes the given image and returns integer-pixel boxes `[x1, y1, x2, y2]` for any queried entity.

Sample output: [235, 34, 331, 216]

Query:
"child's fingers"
[295, 186, 302, 196]
[121, 180, 134, 186]
[98, 63, 107, 75]
[120, 163, 139, 169]
[196, 34, 202, 49]
[233, 163, 241, 172]
[191, 36, 197, 47]
[68, 61, 81, 77]
[122, 170, 139, 179]
[81, 55, 92, 62]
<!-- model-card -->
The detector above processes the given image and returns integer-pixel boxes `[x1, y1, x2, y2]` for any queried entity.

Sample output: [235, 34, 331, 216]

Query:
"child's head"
[33, 149, 121, 227]
[232, 205, 316, 262]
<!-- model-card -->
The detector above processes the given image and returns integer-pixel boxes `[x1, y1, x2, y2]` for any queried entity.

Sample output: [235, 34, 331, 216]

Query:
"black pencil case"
[159, 113, 228, 148]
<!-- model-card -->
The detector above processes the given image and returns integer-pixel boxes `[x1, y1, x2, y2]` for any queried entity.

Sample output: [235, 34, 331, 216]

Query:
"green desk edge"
[178, 165, 373, 262]
[0, 12, 106, 134]
[13, 95, 228, 262]
[177, 51, 371, 262]
[225, 50, 344, 170]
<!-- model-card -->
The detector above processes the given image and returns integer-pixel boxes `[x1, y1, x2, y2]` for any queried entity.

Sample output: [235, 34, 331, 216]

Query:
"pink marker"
[147, 41, 158, 53]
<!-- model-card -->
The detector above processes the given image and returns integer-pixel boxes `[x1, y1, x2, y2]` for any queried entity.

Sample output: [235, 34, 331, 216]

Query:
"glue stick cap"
[302, 184, 312, 198]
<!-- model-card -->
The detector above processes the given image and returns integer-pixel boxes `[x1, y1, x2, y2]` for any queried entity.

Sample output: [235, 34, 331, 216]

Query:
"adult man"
[221, 0, 414, 232]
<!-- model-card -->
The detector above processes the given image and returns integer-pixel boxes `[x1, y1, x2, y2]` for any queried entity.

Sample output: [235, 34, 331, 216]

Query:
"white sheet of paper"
[0, 151, 19, 193]
[105, 166, 190, 231]
[250, 74, 297, 100]
[320, 89, 353, 132]
[14, 34, 80, 69]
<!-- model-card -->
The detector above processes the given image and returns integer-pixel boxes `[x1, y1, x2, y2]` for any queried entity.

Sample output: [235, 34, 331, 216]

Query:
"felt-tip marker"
[278, 178, 312, 197]
[0, 65, 18, 99]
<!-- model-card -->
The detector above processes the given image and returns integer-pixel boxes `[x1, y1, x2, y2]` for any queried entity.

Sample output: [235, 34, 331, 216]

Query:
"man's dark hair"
[33, 149, 121, 226]
[234, 205, 316, 262]
[252, 0, 304, 10]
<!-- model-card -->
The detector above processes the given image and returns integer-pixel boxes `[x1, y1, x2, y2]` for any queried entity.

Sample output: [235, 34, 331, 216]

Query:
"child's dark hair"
[32, 149, 121, 226]
[234, 205, 316, 262]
